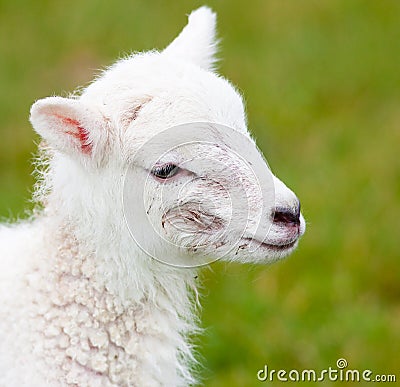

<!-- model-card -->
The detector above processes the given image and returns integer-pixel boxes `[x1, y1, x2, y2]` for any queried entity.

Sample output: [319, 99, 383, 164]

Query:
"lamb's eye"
[151, 164, 180, 179]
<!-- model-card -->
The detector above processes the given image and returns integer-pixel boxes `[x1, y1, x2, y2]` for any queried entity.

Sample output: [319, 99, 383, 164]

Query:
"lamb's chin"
[263, 240, 299, 260]
[233, 237, 300, 263]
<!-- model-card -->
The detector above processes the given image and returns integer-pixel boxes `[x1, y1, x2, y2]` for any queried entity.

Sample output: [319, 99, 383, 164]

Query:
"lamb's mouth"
[241, 237, 298, 252]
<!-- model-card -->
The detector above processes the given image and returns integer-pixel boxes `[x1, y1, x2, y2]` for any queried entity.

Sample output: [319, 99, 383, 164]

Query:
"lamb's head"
[30, 7, 305, 269]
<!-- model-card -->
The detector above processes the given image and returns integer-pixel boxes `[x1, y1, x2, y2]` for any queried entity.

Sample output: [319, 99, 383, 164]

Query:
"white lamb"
[0, 6, 305, 387]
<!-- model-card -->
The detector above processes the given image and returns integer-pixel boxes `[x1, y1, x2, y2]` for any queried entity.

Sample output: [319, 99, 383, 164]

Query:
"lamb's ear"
[30, 96, 107, 162]
[163, 6, 218, 71]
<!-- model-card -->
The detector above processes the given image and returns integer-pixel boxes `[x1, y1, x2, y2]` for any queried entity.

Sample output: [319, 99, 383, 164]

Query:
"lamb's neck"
[32, 214, 199, 386]
[44, 156, 199, 306]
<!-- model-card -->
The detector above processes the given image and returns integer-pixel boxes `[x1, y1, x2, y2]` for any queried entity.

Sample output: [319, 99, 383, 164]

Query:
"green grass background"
[0, 0, 399, 385]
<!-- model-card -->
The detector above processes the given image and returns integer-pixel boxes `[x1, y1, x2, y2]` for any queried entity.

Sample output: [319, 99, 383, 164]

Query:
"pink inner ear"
[62, 117, 92, 154]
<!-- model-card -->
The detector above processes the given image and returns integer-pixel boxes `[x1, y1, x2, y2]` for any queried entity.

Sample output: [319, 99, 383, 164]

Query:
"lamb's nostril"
[273, 204, 300, 226]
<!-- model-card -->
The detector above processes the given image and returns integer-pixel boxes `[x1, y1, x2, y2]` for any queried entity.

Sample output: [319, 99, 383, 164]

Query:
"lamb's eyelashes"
[150, 164, 195, 182]
[151, 163, 181, 180]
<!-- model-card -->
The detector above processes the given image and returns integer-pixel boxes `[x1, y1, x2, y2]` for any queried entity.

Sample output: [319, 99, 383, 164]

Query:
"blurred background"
[0, 0, 399, 385]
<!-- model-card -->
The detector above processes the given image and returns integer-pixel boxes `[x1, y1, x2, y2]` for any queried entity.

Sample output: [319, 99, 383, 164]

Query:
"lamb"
[0, 6, 305, 387]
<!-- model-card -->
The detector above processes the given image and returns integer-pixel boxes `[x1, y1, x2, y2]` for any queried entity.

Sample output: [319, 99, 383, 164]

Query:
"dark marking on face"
[120, 97, 153, 129]
[214, 241, 225, 249]
[235, 244, 247, 255]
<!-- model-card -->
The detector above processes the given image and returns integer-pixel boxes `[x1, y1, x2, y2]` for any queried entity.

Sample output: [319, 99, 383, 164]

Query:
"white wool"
[0, 6, 305, 386]
[0, 217, 198, 386]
